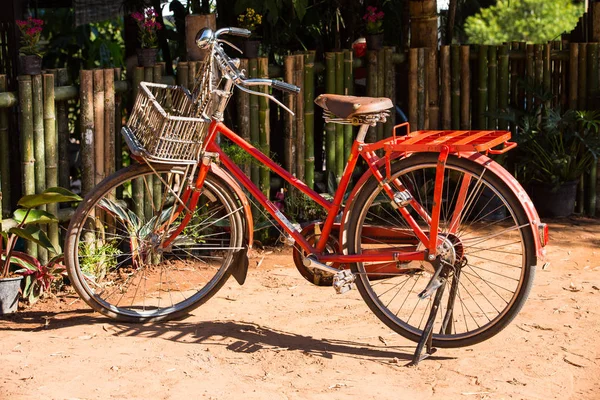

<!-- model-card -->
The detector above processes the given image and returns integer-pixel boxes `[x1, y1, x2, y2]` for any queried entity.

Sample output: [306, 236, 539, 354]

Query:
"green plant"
[79, 241, 122, 282]
[16, 17, 44, 57]
[363, 6, 384, 35]
[8, 252, 67, 304]
[132, 9, 163, 48]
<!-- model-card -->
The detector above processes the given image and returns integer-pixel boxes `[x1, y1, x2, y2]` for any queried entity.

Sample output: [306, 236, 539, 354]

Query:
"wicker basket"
[123, 81, 211, 164]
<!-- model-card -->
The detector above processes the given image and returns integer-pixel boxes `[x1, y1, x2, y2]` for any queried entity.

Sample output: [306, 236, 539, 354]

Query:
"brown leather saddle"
[314, 94, 393, 119]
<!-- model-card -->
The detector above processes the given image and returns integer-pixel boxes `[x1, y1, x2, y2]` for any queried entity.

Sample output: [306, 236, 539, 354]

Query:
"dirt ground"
[1, 218, 599, 400]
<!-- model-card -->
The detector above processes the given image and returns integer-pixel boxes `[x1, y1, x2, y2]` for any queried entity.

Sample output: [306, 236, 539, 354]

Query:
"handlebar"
[195, 27, 301, 97]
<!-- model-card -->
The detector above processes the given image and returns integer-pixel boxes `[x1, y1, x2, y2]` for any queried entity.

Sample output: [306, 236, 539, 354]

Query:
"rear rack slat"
[385, 130, 513, 154]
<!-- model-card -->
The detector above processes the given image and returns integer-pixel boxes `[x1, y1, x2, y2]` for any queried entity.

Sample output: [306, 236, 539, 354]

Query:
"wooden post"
[43, 74, 59, 251]
[295, 54, 305, 183]
[0, 76, 10, 216]
[143, 67, 154, 221]
[383, 48, 395, 136]
[367, 50, 378, 138]
[19, 75, 37, 257]
[238, 58, 252, 177]
[451, 45, 460, 130]
[440, 46, 451, 130]
[488, 46, 497, 129]
[335, 52, 344, 181]
[325, 52, 336, 174]
[569, 43, 579, 110]
[114, 68, 123, 172]
[249, 59, 260, 187]
[104, 69, 115, 178]
[188, 60, 197, 91]
[305, 51, 316, 189]
[80, 71, 95, 196]
[93, 70, 105, 185]
[460, 46, 470, 130]
[498, 45, 509, 130]
[177, 62, 189, 88]
[477, 45, 489, 129]
[131, 68, 144, 218]
[56, 69, 70, 190]
[408, 48, 418, 130]
[258, 57, 270, 197]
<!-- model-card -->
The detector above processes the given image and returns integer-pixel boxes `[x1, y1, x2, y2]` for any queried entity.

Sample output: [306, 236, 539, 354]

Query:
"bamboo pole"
[578, 44, 587, 111]
[510, 42, 520, 109]
[32, 74, 47, 263]
[151, 66, 163, 214]
[569, 43, 579, 110]
[143, 67, 154, 221]
[451, 45, 460, 130]
[543, 44, 552, 104]
[131, 68, 144, 218]
[534, 44, 544, 87]
[417, 48, 429, 130]
[258, 57, 271, 197]
[0, 76, 10, 216]
[525, 44, 534, 112]
[560, 41, 568, 111]
[440, 46, 451, 129]
[460, 46, 470, 130]
[56, 69, 70, 190]
[19, 75, 36, 257]
[238, 58, 252, 177]
[104, 69, 115, 178]
[376, 49, 385, 140]
[367, 50, 378, 138]
[305, 51, 316, 189]
[587, 43, 598, 109]
[43, 74, 59, 251]
[188, 61, 197, 91]
[335, 51, 344, 181]
[325, 52, 336, 174]
[408, 48, 418, 130]
[295, 54, 305, 183]
[498, 45, 509, 130]
[114, 68, 123, 171]
[177, 62, 189, 88]
[283, 56, 295, 177]
[93, 70, 105, 185]
[427, 45, 440, 130]
[590, 161, 597, 217]
[80, 71, 95, 196]
[383, 47, 395, 136]
[477, 45, 488, 129]
[249, 59, 260, 187]
[488, 46, 497, 129]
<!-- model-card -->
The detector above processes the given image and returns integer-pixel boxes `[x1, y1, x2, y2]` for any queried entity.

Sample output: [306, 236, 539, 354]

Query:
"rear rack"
[385, 123, 515, 155]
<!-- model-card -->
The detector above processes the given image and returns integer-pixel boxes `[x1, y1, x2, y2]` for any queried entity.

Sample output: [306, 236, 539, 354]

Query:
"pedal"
[333, 270, 355, 294]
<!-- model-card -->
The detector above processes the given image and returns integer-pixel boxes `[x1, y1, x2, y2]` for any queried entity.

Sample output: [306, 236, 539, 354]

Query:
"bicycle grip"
[227, 27, 252, 37]
[272, 80, 301, 94]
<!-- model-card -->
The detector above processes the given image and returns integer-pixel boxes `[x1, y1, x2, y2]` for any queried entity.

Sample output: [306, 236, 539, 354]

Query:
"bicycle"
[65, 27, 549, 365]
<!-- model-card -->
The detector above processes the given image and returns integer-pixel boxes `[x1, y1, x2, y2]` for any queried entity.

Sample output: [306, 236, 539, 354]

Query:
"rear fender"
[210, 162, 253, 284]
[339, 153, 546, 262]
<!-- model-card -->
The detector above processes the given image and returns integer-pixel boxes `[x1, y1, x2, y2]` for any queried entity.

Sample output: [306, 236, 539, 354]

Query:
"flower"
[363, 6, 385, 34]
[237, 8, 262, 32]
[16, 16, 44, 57]
[132, 9, 162, 48]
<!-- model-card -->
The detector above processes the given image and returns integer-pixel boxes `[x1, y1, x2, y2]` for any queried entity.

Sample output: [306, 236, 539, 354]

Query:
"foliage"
[16, 17, 45, 57]
[79, 241, 121, 282]
[465, 0, 584, 44]
[8, 253, 67, 305]
[1, 187, 81, 280]
[132, 9, 163, 48]
[237, 8, 263, 32]
[363, 6, 385, 35]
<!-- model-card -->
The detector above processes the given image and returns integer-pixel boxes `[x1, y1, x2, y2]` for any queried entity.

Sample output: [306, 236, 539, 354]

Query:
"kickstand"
[407, 280, 446, 366]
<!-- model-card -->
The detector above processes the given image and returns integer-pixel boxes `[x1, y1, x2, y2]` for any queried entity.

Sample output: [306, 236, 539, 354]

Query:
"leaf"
[293, 0, 308, 21]
[18, 187, 82, 209]
[9, 226, 61, 254]
[13, 209, 59, 225]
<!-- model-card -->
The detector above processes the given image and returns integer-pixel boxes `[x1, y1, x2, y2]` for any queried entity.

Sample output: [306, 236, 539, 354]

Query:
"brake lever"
[217, 39, 243, 55]
[234, 83, 295, 116]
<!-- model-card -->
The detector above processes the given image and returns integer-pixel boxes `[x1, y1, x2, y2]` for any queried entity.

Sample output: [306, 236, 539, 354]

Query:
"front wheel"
[345, 154, 536, 348]
[64, 163, 244, 322]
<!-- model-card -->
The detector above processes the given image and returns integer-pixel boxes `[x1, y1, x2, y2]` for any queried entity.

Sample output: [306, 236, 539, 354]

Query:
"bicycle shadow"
[1, 309, 454, 364]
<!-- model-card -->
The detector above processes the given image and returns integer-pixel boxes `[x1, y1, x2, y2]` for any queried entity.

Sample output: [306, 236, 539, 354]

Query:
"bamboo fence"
[1, 40, 600, 261]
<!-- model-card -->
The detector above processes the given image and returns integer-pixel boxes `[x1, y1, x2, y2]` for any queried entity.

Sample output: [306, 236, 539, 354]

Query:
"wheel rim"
[71, 169, 242, 318]
[353, 161, 528, 342]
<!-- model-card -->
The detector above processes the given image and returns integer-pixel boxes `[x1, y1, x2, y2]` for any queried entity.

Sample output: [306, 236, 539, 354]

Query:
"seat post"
[355, 124, 370, 143]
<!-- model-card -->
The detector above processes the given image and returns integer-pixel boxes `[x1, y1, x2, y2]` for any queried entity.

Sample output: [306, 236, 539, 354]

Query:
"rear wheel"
[65, 163, 244, 322]
[345, 154, 536, 348]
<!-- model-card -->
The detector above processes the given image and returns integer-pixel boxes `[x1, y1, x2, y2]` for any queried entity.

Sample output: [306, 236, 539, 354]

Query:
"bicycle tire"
[65, 162, 244, 322]
[344, 153, 536, 348]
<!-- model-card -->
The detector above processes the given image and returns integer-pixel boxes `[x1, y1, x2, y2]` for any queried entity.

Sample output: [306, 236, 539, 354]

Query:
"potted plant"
[237, 8, 263, 58]
[0, 187, 81, 314]
[132, 9, 163, 67]
[514, 107, 600, 217]
[16, 17, 44, 75]
[363, 6, 385, 50]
